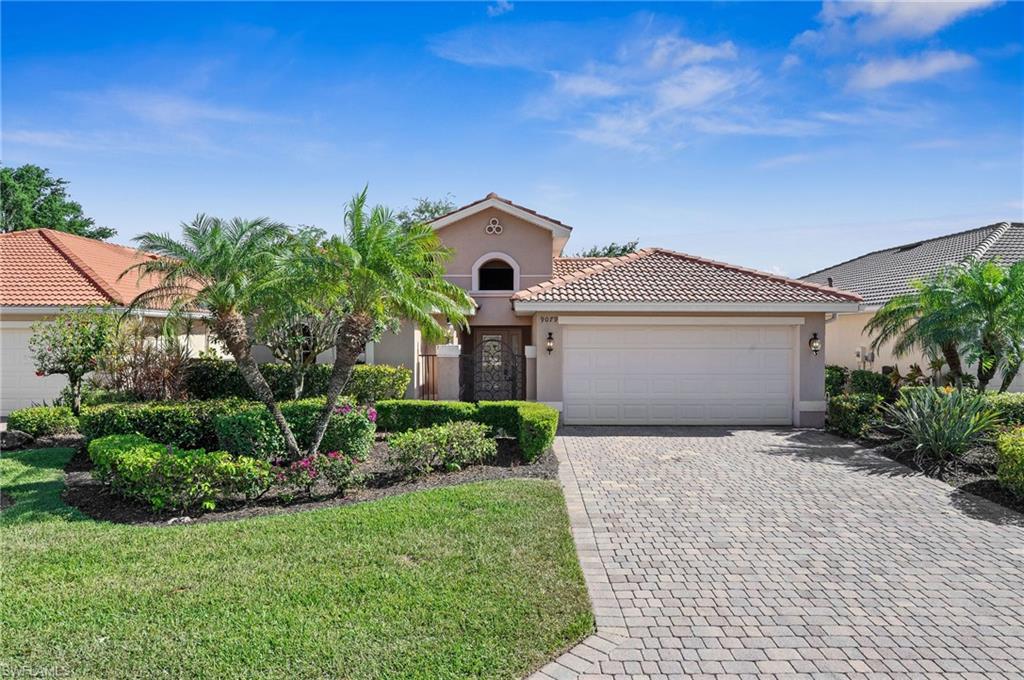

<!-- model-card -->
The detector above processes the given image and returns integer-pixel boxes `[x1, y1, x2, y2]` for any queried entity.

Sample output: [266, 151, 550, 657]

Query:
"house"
[800, 221, 1024, 391]
[373, 194, 862, 427]
[0, 228, 221, 415]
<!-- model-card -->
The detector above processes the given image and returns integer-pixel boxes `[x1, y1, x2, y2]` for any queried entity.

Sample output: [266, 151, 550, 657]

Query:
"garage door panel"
[562, 324, 794, 426]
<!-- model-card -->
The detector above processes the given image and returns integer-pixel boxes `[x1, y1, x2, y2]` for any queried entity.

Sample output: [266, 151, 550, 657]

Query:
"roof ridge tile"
[38, 229, 122, 304]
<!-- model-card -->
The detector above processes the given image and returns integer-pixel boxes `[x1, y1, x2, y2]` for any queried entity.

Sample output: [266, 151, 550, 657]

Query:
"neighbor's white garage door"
[562, 323, 794, 425]
[1, 326, 67, 416]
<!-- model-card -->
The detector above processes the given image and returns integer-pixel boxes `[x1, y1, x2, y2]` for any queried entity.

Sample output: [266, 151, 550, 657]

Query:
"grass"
[0, 448, 593, 679]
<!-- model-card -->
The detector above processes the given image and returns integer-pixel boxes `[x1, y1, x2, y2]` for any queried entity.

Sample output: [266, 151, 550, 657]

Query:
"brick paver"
[530, 427, 1024, 680]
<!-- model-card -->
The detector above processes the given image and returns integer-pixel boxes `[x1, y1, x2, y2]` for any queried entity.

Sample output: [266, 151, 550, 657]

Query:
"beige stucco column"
[435, 343, 462, 401]
[524, 345, 537, 400]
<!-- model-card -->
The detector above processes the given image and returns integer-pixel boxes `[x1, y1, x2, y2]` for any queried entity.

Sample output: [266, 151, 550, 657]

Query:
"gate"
[460, 338, 522, 401]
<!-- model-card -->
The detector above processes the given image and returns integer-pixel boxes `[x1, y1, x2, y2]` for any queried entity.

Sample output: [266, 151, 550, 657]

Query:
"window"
[477, 259, 515, 290]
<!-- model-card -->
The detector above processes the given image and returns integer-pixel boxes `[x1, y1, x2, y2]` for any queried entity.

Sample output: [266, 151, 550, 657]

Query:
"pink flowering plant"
[272, 450, 354, 498]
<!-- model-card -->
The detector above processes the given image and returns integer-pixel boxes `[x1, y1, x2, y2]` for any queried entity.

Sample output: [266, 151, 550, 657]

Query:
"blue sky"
[3, 1, 1022, 276]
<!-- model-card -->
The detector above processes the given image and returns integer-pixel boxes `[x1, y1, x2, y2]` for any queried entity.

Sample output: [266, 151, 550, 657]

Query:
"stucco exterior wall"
[435, 207, 553, 327]
[372, 320, 421, 398]
[532, 311, 830, 427]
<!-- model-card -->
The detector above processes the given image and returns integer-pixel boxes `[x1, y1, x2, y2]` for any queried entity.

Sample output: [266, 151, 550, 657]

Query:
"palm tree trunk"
[999, 359, 1020, 392]
[940, 342, 963, 388]
[213, 313, 302, 458]
[976, 338, 999, 391]
[306, 313, 375, 456]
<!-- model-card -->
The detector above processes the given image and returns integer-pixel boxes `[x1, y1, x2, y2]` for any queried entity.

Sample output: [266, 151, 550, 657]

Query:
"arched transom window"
[472, 252, 520, 291]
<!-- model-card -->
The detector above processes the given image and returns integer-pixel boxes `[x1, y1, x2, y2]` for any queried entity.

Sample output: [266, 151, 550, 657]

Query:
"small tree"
[29, 308, 116, 414]
[395, 195, 456, 230]
[255, 311, 343, 399]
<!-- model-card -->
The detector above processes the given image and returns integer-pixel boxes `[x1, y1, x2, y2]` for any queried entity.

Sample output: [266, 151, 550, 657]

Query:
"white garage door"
[1, 327, 67, 416]
[562, 323, 794, 425]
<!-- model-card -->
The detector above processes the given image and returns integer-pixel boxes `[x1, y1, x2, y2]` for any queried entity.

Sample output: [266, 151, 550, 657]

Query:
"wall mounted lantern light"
[545, 332, 555, 355]
[808, 332, 822, 356]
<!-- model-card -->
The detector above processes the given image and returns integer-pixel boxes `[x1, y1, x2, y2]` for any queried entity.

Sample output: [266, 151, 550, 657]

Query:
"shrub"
[996, 428, 1024, 498]
[376, 400, 478, 432]
[80, 399, 250, 450]
[825, 365, 849, 396]
[514, 402, 560, 462]
[826, 393, 882, 439]
[387, 421, 496, 477]
[87, 434, 272, 511]
[272, 450, 354, 496]
[183, 359, 411, 403]
[881, 387, 1000, 473]
[849, 369, 893, 400]
[214, 399, 375, 460]
[29, 307, 116, 414]
[983, 392, 1024, 427]
[377, 400, 559, 462]
[7, 406, 79, 437]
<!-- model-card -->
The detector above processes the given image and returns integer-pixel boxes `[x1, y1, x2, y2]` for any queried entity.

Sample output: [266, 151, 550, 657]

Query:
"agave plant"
[882, 387, 1001, 474]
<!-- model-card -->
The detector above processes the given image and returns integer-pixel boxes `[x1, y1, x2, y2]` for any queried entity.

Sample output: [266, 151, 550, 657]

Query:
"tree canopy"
[1, 164, 115, 239]
[395, 195, 456, 230]
[574, 239, 639, 258]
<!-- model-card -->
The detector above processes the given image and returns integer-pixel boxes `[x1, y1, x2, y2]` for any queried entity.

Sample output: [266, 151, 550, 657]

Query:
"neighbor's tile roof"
[552, 257, 612, 277]
[513, 248, 861, 304]
[0, 228, 166, 307]
[800, 222, 1024, 306]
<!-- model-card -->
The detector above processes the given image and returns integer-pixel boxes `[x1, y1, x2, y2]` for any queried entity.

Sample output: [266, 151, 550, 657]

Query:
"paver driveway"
[533, 428, 1024, 680]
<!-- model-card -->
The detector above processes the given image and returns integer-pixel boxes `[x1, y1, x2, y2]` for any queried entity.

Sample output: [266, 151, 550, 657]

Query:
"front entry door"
[462, 328, 524, 401]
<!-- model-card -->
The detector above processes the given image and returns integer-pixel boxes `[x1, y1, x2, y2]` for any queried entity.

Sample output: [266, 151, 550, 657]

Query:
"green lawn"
[0, 448, 593, 679]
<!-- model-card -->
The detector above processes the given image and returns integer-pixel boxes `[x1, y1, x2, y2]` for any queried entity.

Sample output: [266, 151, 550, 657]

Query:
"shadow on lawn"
[1, 449, 86, 525]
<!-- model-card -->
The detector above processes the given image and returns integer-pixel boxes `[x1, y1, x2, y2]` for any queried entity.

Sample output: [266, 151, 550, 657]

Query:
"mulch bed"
[61, 438, 559, 526]
[857, 429, 1024, 515]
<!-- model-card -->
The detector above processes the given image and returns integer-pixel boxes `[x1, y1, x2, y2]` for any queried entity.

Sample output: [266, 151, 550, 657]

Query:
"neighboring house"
[0, 229, 221, 415]
[800, 221, 1024, 391]
[375, 194, 861, 427]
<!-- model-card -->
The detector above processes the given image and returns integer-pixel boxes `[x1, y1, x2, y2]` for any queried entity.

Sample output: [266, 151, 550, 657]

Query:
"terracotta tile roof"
[430, 192, 573, 231]
[552, 256, 612, 277]
[0, 228, 167, 308]
[801, 222, 1024, 306]
[513, 248, 862, 305]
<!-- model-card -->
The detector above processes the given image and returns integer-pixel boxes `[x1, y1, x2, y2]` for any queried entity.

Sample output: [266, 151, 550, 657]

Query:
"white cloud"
[487, 0, 514, 18]
[780, 54, 802, 70]
[645, 36, 737, 68]
[796, 0, 999, 47]
[654, 66, 748, 111]
[553, 73, 623, 98]
[108, 91, 267, 126]
[848, 50, 976, 90]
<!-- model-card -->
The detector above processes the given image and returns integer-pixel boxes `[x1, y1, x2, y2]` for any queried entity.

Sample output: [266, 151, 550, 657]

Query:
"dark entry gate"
[460, 337, 523, 401]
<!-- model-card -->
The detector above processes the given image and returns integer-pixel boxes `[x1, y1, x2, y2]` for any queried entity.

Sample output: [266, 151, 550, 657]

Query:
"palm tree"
[123, 215, 304, 456]
[951, 260, 1024, 391]
[865, 268, 966, 387]
[301, 189, 474, 455]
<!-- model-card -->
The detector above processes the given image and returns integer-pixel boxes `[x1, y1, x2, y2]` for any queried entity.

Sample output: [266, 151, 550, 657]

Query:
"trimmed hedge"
[826, 393, 883, 438]
[849, 369, 893, 400]
[7, 406, 79, 437]
[376, 400, 559, 462]
[80, 399, 251, 450]
[825, 365, 849, 397]
[183, 360, 411, 403]
[80, 397, 374, 460]
[996, 428, 1024, 498]
[88, 434, 271, 512]
[214, 399, 375, 461]
[984, 392, 1024, 427]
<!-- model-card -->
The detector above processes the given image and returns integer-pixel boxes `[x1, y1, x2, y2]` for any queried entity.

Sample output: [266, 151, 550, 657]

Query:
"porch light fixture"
[545, 332, 555, 355]
[808, 332, 822, 356]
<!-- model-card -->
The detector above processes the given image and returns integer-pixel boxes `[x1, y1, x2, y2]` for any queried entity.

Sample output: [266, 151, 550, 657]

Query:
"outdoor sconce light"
[808, 332, 822, 356]
[545, 332, 555, 355]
